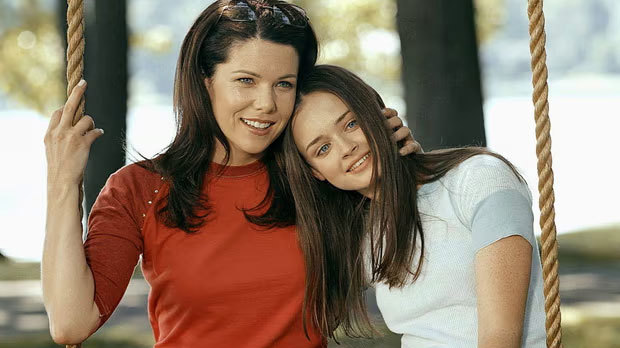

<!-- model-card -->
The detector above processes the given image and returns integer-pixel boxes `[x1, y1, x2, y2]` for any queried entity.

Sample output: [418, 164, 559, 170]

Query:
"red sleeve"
[84, 163, 156, 328]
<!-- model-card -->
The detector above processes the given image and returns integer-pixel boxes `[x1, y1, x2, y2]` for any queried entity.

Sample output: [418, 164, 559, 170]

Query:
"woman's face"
[206, 38, 299, 165]
[292, 91, 374, 196]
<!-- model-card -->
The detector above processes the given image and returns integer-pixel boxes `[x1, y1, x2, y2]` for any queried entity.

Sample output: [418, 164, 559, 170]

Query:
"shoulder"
[102, 161, 165, 203]
[443, 154, 526, 192]
[108, 161, 162, 187]
[110, 161, 161, 182]
[441, 154, 533, 225]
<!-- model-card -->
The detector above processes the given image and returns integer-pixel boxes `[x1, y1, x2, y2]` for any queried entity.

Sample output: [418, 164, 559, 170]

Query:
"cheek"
[212, 92, 248, 120]
[354, 128, 369, 145]
[321, 160, 343, 182]
[276, 92, 296, 119]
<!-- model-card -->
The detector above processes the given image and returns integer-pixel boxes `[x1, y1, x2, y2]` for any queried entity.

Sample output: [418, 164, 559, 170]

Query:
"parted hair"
[135, 0, 318, 233]
[281, 64, 522, 339]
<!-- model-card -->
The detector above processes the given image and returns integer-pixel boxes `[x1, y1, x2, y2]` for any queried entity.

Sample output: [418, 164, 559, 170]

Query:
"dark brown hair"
[135, 0, 318, 233]
[281, 64, 523, 338]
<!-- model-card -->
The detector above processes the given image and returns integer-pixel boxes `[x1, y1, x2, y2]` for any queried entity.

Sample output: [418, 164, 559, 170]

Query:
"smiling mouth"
[347, 152, 370, 172]
[241, 118, 274, 130]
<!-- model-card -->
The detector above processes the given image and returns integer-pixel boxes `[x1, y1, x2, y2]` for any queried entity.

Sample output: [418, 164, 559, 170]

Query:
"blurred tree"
[0, 0, 64, 114]
[294, 0, 504, 144]
[82, 0, 128, 217]
[397, 0, 487, 149]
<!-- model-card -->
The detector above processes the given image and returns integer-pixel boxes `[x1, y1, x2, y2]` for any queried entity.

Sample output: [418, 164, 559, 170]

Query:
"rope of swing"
[527, 0, 563, 347]
[65, 0, 85, 347]
[62, 0, 563, 347]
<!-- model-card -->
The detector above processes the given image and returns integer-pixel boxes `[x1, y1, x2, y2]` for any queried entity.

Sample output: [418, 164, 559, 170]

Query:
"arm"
[43, 186, 102, 344]
[475, 235, 532, 348]
[42, 80, 103, 344]
[452, 156, 537, 348]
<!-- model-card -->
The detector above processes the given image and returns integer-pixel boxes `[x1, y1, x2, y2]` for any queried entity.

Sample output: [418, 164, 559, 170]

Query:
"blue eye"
[237, 77, 253, 84]
[318, 144, 330, 155]
[277, 81, 294, 88]
[346, 119, 358, 129]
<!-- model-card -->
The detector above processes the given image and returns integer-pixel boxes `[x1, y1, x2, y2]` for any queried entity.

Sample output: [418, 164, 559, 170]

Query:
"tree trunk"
[396, 0, 486, 150]
[83, 1, 128, 217]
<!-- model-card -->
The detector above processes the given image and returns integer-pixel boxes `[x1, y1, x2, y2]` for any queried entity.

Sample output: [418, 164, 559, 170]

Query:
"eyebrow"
[231, 70, 297, 80]
[304, 110, 350, 153]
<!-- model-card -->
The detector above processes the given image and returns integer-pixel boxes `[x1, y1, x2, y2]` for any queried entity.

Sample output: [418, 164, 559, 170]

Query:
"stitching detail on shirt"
[140, 176, 166, 232]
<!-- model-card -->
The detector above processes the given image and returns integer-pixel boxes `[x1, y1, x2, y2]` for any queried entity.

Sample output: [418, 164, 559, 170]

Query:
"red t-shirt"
[85, 161, 325, 347]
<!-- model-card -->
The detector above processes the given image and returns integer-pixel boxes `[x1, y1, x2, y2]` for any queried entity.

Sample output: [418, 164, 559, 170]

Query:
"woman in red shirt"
[42, 1, 415, 347]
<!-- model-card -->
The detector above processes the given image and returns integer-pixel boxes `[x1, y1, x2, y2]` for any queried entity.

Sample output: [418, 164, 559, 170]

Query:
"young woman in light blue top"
[282, 65, 547, 347]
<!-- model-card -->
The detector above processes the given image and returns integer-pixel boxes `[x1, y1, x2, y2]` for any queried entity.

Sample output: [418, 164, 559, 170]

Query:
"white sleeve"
[449, 155, 537, 251]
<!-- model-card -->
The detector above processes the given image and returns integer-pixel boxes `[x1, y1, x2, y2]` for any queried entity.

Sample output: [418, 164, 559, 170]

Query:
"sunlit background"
[0, 0, 619, 346]
[2, 0, 618, 261]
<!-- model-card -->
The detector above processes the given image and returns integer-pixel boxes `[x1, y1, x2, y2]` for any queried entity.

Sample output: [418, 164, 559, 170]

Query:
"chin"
[238, 141, 272, 156]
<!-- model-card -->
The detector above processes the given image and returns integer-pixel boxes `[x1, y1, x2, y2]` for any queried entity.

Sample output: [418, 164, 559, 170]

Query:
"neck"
[358, 186, 375, 200]
[357, 184, 422, 200]
[212, 139, 264, 166]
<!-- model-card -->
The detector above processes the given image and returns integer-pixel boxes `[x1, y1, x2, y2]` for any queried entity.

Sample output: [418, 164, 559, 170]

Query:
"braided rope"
[66, 0, 84, 347]
[526, 0, 562, 347]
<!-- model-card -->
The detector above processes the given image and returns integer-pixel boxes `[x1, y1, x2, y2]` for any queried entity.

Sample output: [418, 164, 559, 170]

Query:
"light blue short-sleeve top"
[374, 155, 547, 348]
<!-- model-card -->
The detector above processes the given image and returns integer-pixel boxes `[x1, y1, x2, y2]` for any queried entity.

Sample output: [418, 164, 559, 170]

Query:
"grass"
[0, 260, 143, 281]
[562, 317, 620, 348]
[544, 224, 620, 264]
[3, 319, 619, 348]
[0, 261, 40, 281]
[2, 224, 618, 281]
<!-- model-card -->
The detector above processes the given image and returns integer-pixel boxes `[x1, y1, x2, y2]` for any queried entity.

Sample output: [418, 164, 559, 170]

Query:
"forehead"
[292, 91, 348, 141]
[219, 38, 299, 75]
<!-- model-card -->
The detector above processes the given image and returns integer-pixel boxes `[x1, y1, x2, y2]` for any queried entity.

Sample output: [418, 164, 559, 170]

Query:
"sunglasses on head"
[219, 0, 308, 28]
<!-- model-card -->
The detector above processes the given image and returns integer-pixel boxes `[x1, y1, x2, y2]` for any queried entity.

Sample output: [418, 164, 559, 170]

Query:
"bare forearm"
[476, 236, 531, 348]
[42, 184, 98, 342]
[478, 329, 522, 348]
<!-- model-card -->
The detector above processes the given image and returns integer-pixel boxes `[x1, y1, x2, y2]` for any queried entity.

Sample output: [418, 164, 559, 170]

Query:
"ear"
[204, 77, 213, 94]
[310, 167, 326, 181]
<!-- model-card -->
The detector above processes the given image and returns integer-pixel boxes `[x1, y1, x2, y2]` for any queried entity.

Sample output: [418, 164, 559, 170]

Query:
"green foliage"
[294, 0, 401, 82]
[474, 0, 506, 43]
[0, 0, 65, 115]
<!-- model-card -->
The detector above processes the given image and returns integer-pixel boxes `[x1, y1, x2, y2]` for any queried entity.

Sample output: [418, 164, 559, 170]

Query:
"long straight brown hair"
[281, 65, 523, 339]
[132, 0, 318, 233]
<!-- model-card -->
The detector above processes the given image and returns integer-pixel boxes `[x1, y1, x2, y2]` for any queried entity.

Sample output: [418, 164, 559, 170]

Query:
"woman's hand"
[44, 80, 104, 187]
[382, 108, 423, 156]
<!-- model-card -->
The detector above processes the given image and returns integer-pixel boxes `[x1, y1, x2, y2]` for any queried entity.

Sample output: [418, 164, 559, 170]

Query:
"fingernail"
[78, 79, 86, 87]
[99, 129, 104, 134]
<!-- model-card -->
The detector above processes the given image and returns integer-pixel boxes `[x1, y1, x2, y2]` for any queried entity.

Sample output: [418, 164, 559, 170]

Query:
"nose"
[253, 85, 276, 113]
[340, 137, 358, 159]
